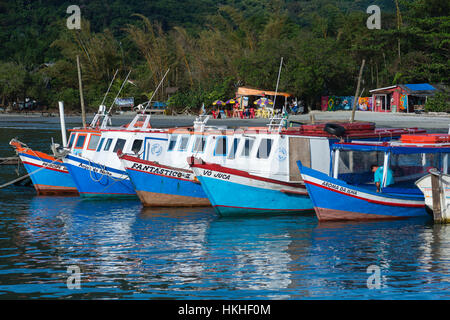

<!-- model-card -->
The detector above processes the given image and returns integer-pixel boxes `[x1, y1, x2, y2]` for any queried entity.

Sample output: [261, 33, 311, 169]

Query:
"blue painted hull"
[298, 163, 429, 221]
[196, 175, 313, 217]
[64, 155, 136, 199]
[125, 166, 210, 206]
[19, 152, 78, 195]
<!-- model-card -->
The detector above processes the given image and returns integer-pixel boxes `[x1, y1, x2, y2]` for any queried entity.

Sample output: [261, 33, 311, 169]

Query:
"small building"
[369, 83, 437, 113]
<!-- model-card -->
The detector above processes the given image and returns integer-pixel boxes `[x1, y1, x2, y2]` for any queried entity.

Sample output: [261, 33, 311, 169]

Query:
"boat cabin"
[157, 121, 425, 183]
[331, 134, 450, 194]
[66, 128, 102, 159]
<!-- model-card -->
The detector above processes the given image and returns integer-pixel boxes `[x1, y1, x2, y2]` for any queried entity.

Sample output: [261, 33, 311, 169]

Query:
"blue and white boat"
[118, 115, 229, 206]
[63, 113, 169, 198]
[189, 121, 425, 216]
[9, 110, 104, 195]
[298, 134, 450, 221]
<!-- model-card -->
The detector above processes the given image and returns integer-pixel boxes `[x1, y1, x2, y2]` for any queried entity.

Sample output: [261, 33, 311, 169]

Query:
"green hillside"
[0, 0, 448, 112]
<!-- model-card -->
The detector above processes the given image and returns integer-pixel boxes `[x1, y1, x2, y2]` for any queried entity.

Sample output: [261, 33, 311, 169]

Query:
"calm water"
[0, 124, 450, 299]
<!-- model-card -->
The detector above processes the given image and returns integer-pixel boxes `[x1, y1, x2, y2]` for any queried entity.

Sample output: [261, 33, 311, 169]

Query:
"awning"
[236, 87, 292, 98]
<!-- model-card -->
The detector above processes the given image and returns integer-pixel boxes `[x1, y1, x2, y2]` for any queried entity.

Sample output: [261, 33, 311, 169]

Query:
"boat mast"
[101, 70, 132, 128]
[90, 69, 119, 128]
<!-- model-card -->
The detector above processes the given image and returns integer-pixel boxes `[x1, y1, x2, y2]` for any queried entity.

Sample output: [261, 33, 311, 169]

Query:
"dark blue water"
[1, 125, 450, 299]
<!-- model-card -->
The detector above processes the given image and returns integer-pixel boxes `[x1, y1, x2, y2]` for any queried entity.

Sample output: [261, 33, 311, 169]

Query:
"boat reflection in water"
[18, 197, 316, 298]
[8, 196, 450, 299]
[307, 218, 450, 299]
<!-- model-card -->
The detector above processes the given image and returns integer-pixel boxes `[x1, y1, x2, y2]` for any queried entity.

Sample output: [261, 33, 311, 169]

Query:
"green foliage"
[0, 0, 448, 112]
[425, 92, 450, 112]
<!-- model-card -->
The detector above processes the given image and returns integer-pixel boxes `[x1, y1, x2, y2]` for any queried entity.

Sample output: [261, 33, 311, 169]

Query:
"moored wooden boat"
[9, 128, 100, 195]
[415, 169, 450, 223]
[298, 134, 450, 221]
[186, 121, 425, 216]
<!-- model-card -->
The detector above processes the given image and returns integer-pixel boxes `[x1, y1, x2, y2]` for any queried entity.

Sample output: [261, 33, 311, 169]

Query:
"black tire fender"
[324, 123, 346, 137]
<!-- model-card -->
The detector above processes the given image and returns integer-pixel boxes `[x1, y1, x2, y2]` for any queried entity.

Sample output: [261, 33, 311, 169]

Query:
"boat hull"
[120, 154, 210, 207]
[415, 173, 450, 220]
[16, 150, 78, 196]
[64, 154, 136, 198]
[298, 162, 428, 221]
[190, 161, 313, 216]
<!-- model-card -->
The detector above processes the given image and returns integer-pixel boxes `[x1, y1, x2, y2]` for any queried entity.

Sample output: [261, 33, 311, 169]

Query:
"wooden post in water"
[350, 59, 366, 123]
[431, 171, 444, 223]
[76, 55, 87, 128]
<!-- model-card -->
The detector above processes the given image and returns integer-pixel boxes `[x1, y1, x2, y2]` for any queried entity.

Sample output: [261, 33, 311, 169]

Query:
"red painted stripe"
[191, 161, 306, 189]
[121, 154, 193, 173]
[80, 192, 134, 195]
[304, 179, 424, 208]
[214, 204, 312, 212]
[19, 149, 61, 162]
[22, 160, 69, 174]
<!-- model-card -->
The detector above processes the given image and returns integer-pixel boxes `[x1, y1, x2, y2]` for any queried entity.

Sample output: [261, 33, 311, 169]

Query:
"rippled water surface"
[0, 125, 449, 299]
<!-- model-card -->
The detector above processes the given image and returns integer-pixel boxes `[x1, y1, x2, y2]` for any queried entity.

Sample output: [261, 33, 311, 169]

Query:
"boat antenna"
[100, 69, 119, 108]
[89, 69, 119, 128]
[107, 69, 132, 115]
[267, 57, 286, 132]
[143, 68, 170, 114]
[274, 57, 283, 114]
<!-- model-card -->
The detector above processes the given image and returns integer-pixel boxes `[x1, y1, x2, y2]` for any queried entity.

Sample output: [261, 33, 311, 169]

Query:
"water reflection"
[306, 218, 450, 299]
[1, 192, 450, 299]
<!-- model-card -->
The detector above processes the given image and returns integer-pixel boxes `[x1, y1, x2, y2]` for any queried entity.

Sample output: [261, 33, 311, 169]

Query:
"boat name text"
[322, 181, 357, 196]
[202, 170, 231, 180]
[131, 163, 192, 180]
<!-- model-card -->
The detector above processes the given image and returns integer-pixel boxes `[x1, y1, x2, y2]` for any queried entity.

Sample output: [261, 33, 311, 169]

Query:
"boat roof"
[333, 139, 450, 154]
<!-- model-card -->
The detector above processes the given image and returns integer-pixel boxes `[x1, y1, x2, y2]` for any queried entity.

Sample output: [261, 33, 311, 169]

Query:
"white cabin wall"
[309, 138, 331, 173]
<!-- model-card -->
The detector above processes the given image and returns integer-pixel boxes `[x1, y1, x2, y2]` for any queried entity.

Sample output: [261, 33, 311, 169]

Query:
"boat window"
[74, 134, 87, 149]
[337, 150, 384, 185]
[241, 138, 254, 157]
[87, 134, 101, 150]
[113, 138, 126, 153]
[168, 135, 178, 151]
[214, 136, 227, 156]
[193, 136, 207, 153]
[96, 138, 105, 152]
[178, 135, 190, 151]
[67, 133, 76, 149]
[104, 138, 113, 151]
[228, 138, 240, 159]
[256, 138, 273, 159]
[131, 139, 143, 154]
[389, 153, 442, 184]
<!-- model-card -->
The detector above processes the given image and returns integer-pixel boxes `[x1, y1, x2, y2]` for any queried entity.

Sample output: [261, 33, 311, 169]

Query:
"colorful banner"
[115, 97, 134, 108]
[358, 97, 373, 111]
[399, 94, 408, 111]
[321, 96, 373, 111]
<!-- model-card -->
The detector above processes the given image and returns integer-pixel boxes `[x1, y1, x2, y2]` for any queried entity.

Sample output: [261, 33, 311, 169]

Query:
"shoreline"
[1, 110, 449, 130]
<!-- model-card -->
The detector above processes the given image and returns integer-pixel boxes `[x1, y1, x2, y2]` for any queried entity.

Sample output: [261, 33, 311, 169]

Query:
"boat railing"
[193, 115, 210, 132]
[267, 114, 287, 132]
[126, 113, 152, 131]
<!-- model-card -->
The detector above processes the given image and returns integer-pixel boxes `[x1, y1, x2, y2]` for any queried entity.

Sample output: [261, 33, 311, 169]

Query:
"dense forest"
[0, 0, 448, 113]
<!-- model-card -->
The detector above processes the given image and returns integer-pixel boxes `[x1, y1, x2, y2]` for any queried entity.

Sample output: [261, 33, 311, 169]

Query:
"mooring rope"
[0, 157, 62, 189]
